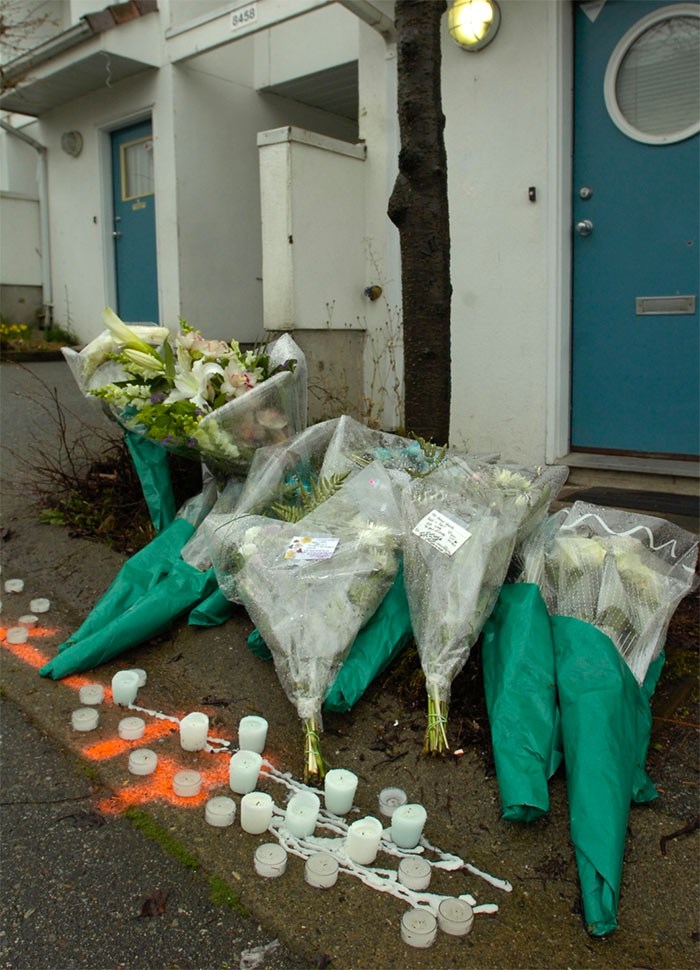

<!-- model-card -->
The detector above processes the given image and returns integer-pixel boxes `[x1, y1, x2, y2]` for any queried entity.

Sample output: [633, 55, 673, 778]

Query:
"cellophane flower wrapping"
[518, 501, 699, 684]
[62, 311, 307, 481]
[202, 414, 456, 605]
[401, 456, 568, 753]
[211, 461, 403, 779]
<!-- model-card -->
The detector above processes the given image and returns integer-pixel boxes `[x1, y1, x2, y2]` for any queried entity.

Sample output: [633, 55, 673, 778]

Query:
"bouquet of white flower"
[216, 461, 403, 780]
[63, 308, 307, 479]
[401, 457, 568, 754]
[518, 500, 698, 683]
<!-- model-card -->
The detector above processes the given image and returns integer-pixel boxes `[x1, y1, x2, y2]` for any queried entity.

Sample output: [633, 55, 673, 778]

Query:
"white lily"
[101, 307, 166, 359]
[122, 348, 167, 375]
[165, 354, 225, 409]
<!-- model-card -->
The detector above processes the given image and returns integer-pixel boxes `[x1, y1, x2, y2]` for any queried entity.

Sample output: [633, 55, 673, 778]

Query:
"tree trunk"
[388, 0, 451, 445]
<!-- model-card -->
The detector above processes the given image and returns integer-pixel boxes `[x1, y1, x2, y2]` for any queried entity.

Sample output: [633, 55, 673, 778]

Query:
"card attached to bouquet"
[413, 510, 471, 557]
[284, 536, 340, 563]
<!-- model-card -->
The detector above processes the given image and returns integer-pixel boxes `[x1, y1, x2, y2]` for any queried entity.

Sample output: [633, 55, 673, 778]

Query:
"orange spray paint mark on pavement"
[97, 752, 231, 814]
[82, 719, 177, 761]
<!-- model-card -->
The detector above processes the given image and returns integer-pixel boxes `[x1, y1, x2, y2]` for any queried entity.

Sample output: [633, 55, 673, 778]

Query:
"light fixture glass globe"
[448, 0, 501, 51]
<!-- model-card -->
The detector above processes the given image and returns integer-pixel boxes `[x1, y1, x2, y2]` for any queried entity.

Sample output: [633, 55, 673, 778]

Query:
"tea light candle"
[29, 597, 50, 613]
[118, 716, 146, 740]
[229, 750, 263, 795]
[398, 856, 432, 891]
[71, 708, 99, 732]
[284, 792, 320, 838]
[205, 795, 236, 828]
[128, 749, 158, 775]
[324, 768, 358, 815]
[173, 769, 202, 797]
[179, 712, 209, 751]
[305, 852, 339, 889]
[390, 803, 427, 849]
[111, 670, 139, 706]
[132, 668, 147, 688]
[79, 684, 105, 706]
[254, 843, 287, 878]
[240, 792, 274, 834]
[4, 578, 24, 593]
[346, 816, 383, 865]
[18, 614, 38, 627]
[6, 626, 28, 644]
[379, 787, 407, 817]
[437, 898, 474, 936]
[238, 715, 268, 754]
[401, 908, 437, 949]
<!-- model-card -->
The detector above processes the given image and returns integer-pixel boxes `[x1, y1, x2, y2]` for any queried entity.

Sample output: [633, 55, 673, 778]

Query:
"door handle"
[112, 230, 122, 238]
[575, 219, 594, 236]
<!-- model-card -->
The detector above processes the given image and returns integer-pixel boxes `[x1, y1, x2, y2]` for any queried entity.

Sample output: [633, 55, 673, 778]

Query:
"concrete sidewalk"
[1, 360, 698, 970]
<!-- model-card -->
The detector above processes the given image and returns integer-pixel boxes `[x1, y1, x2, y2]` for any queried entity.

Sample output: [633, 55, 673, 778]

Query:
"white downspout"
[0, 119, 53, 325]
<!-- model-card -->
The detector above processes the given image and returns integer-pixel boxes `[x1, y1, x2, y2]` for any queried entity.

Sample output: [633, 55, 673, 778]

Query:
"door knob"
[575, 219, 594, 236]
[112, 230, 122, 238]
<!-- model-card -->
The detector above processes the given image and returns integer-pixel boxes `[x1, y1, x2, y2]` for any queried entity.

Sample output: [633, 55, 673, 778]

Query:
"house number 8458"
[231, 3, 257, 30]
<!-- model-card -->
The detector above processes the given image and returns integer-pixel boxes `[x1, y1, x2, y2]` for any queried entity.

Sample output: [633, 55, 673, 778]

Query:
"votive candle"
[345, 816, 383, 865]
[71, 708, 99, 732]
[390, 803, 427, 849]
[111, 670, 139, 706]
[240, 792, 274, 834]
[401, 908, 437, 948]
[229, 750, 263, 794]
[284, 792, 320, 838]
[437, 897, 474, 936]
[205, 795, 236, 828]
[238, 715, 268, 754]
[179, 712, 209, 751]
[305, 852, 339, 889]
[254, 843, 287, 878]
[324, 768, 358, 815]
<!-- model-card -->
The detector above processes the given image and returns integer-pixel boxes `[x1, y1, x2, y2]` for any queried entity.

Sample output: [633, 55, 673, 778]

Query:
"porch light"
[448, 0, 501, 51]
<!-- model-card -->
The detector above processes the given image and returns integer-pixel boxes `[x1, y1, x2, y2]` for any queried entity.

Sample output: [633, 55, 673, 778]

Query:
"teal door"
[111, 120, 159, 322]
[571, 0, 699, 458]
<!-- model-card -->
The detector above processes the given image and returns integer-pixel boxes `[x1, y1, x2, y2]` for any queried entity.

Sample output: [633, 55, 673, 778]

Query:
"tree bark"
[388, 0, 451, 445]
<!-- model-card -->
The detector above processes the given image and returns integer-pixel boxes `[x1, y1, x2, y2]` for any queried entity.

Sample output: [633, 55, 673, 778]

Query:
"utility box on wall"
[258, 126, 367, 331]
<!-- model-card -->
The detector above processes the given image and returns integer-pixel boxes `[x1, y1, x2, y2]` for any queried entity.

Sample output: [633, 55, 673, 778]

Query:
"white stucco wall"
[0, 194, 41, 284]
[442, 0, 563, 463]
[173, 34, 361, 343]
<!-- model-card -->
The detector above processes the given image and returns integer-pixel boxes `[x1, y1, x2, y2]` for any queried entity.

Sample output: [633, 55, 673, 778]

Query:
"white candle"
[205, 795, 236, 828]
[29, 597, 50, 613]
[324, 768, 358, 815]
[437, 898, 474, 936]
[284, 792, 320, 838]
[6, 626, 28, 644]
[79, 684, 104, 706]
[118, 716, 146, 740]
[179, 712, 209, 751]
[398, 856, 432, 891]
[238, 715, 268, 754]
[18, 614, 38, 627]
[254, 843, 287, 878]
[390, 803, 427, 849]
[400, 908, 437, 949]
[131, 668, 148, 687]
[229, 750, 263, 794]
[111, 670, 139, 706]
[305, 852, 339, 889]
[345, 816, 383, 865]
[378, 786, 407, 817]
[4, 578, 24, 593]
[71, 708, 99, 732]
[173, 769, 202, 797]
[128, 749, 158, 776]
[240, 792, 274, 834]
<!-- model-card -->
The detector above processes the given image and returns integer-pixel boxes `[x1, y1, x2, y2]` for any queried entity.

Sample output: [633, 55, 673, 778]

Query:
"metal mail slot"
[635, 295, 696, 315]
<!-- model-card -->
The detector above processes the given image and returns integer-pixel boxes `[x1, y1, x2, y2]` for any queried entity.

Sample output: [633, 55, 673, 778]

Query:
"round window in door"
[604, 3, 700, 144]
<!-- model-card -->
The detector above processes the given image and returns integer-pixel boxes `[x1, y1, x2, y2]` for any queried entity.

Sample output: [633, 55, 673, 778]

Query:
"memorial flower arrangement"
[63, 308, 306, 477]
[401, 458, 568, 754]
[517, 500, 699, 683]
[216, 461, 402, 780]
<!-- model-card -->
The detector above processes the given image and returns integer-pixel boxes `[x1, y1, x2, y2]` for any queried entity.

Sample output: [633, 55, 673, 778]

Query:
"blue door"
[111, 119, 159, 322]
[571, 0, 699, 458]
